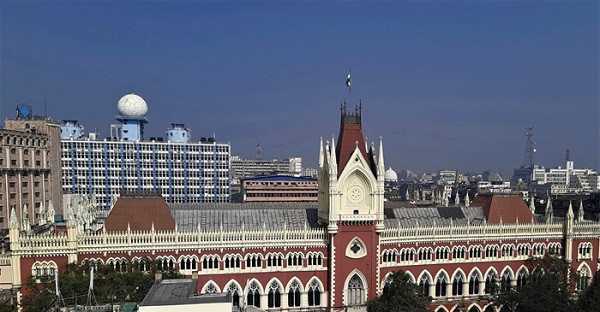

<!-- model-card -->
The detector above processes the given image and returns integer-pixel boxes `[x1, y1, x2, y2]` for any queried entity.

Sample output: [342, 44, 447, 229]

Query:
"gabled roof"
[471, 194, 536, 224]
[105, 192, 176, 231]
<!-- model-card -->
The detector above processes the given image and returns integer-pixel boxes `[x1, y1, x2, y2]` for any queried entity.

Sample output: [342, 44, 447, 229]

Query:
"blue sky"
[1, 1, 597, 175]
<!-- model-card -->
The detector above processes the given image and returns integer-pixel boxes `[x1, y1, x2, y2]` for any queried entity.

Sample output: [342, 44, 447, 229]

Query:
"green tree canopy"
[579, 270, 600, 312]
[367, 270, 431, 312]
[495, 254, 579, 312]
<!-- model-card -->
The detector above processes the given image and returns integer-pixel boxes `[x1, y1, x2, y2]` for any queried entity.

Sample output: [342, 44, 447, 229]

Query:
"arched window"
[246, 282, 260, 308]
[419, 275, 431, 296]
[268, 282, 281, 308]
[469, 272, 480, 295]
[205, 283, 218, 294]
[577, 265, 592, 291]
[452, 273, 464, 296]
[501, 270, 512, 291]
[288, 280, 301, 307]
[436, 274, 448, 297]
[347, 274, 365, 305]
[485, 272, 497, 294]
[516, 269, 528, 291]
[227, 283, 240, 307]
[308, 280, 321, 306]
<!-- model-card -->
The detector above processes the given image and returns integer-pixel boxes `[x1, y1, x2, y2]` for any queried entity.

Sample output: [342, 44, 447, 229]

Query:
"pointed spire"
[454, 191, 460, 206]
[38, 201, 46, 225]
[578, 199, 584, 222]
[9, 206, 19, 230]
[529, 195, 536, 214]
[377, 137, 385, 177]
[464, 191, 470, 207]
[47, 200, 55, 223]
[545, 196, 554, 223]
[319, 137, 324, 168]
[567, 201, 574, 220]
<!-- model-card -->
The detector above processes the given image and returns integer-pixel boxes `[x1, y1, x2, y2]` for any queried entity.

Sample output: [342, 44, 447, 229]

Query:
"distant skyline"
[1, 2, 597, 176]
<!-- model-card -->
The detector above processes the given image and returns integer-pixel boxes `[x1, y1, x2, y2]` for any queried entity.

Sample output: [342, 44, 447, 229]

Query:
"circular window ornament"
[348, 186, 363, 203]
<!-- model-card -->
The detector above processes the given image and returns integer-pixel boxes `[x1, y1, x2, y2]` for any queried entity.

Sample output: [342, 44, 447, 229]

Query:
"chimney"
[154, 271, 163, 281]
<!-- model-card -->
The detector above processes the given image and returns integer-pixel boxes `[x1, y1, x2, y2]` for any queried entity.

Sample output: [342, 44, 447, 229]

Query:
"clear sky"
[1, 1, 597, 176]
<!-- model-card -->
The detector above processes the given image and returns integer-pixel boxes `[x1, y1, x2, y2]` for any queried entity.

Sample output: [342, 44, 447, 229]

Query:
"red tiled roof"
[336, 122, 372, 175]
[104, 195, 175, 231]
[471, 194, 536, 224]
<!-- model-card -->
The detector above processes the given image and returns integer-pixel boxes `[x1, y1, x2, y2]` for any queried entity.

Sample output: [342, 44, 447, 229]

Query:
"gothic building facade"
[4, 104, 600, 312]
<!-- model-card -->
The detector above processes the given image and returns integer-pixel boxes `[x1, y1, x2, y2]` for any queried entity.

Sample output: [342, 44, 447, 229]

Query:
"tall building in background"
[0, 105, 63, 228]
[61, 94, 231, 208]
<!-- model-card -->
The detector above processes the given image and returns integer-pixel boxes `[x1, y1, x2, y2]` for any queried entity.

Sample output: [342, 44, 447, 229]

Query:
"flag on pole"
[54, 270, 60, 296]
[89, 266, 94, 291]
[345, 70, 352, 88]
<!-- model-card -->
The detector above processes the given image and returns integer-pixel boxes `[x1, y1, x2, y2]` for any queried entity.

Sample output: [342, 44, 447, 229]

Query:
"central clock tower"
[318, 102, 385, 309]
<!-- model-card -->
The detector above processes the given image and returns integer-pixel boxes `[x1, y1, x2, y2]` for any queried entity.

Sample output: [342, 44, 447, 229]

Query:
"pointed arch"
[266, 277, 284, 292]
[338, 149, 378, 194]
[285, 277, 305, 293]
[434, 268, 450, 281]
[224, 279, 242, 307]
[343, 269, 368, 306]
[244, 278, 264, 294]
[305, 276, 325, 292]
[435, 306, 450, 312]
[500, 266, 514, 279]
[404, 270, 416, 284]
[468, 267, 483, 281]
[466, 303, 483, 312]
[451, 268, 466, 281]
[201, 280, 221, 294]
[417, 269, 434, 282]
[484, 266, 499, 279]
[306, 276, 323, 307]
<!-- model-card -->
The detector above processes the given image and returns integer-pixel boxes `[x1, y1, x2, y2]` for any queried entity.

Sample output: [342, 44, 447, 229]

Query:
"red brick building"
[6, 104, 599, 312]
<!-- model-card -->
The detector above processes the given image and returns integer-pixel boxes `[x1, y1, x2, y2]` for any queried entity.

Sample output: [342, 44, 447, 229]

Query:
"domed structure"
[384, 167, 398, 182]
[117, 93, 147, 118]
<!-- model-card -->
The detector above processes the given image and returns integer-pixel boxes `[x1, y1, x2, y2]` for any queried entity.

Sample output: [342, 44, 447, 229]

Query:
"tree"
[494, 254, 579, 312]
[367, 270, 431, 312]
[20, 261, 182, 311]
[579, 270, 600, 312]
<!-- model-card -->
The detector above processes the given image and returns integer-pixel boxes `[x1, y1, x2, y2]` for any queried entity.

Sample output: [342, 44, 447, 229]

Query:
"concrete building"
[0, 106, 63, 228]
[241, 175, 318, 202]
[61, 94, 230, 208]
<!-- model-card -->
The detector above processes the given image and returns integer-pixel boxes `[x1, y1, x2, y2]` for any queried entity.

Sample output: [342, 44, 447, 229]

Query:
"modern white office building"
[61, 94, 230, 208]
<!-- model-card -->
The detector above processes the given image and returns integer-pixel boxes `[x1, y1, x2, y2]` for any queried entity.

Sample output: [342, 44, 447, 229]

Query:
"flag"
[89, 266, 94, 291]
[55, 270, 60, 296]
[345, 70, 351, 88]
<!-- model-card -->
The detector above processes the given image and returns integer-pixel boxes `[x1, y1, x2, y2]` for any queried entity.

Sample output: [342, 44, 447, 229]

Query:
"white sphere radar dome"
[118, 93, 147, 118]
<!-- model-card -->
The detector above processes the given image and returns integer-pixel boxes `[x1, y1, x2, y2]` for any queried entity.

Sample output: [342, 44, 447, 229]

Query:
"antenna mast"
[523, 126, 536, 168]
[256, 143, 261, 160]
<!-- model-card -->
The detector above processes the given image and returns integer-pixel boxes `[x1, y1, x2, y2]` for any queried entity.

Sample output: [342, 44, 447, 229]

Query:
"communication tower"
[523, 126, 536, 168]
